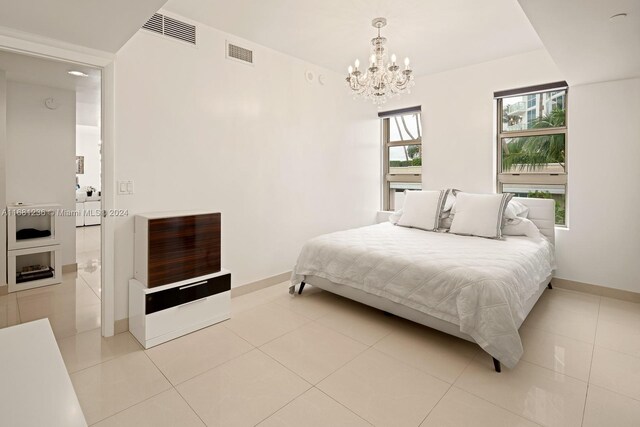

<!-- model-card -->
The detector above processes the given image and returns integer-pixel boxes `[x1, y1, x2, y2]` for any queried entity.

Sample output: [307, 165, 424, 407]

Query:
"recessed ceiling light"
[67, 70, 88, 77]
[609, 13, 628, 23]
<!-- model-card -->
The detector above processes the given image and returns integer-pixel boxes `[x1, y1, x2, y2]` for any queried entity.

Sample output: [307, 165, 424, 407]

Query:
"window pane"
[389, 113, 421, 141]
[503, 184, 566, 225]
[501, 134, 565, 173]
[501, 90, 566, 131]
[389, 183, 422, 211]
[389, 145, 422, 174]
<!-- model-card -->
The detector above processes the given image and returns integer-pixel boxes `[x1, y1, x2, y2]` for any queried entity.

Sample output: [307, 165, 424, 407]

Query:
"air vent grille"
[227, 43, 253, 64]
[142, 13, 163, 34]
[164, 16, 196, 44]
[142, 13, 196, 45]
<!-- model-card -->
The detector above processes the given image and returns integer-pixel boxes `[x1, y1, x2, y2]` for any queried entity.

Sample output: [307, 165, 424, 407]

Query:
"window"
[495, 81, 568, 225]
[379, 107, 422, 211]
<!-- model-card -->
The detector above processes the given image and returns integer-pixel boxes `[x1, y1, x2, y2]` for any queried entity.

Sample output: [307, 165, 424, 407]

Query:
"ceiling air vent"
[164, 16, 196, 44]
[227, 42, 254, 65]
[142, 13, 196, 45]
[142, 13, 163, 34]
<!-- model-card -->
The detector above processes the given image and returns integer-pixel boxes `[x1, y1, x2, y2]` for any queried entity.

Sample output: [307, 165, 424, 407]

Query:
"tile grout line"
[15, 293, 22, 325]
[452, 357, 565, 427]
[521, 322, 596, 346]
[243, 348, 312, 426]
[418, 349, 483, 426]
[150, 324, 258, 388]
[61, 329, 142, 375]
[581, 296, 602, 426]
[140, 349, 208, 427]
[312, 386, 375, 426]
[79, 271, 102, 301]
[81, 352, 173, 425]
[172, 386, 208, 427]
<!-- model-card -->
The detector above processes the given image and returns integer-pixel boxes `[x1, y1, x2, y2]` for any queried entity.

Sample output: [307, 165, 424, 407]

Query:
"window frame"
[380, 107, 422, 211]
[495, 81, 568, 226]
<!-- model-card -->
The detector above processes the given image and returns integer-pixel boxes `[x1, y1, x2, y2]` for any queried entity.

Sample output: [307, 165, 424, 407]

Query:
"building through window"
[379, 107, 422, 211]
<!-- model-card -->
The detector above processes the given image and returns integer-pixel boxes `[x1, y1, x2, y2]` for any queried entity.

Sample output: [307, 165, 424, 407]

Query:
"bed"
[289, 197, 555, 372]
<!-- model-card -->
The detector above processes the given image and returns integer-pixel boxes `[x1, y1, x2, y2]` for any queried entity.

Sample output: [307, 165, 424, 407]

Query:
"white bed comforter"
[291, 222, 555, 368]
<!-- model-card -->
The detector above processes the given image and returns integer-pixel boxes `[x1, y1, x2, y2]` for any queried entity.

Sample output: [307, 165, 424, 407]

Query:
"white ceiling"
[0, 0, 168, 52]
[519, 0, 640, 85]
[163, 0, 544, 77]
[0, 50, 101, 126]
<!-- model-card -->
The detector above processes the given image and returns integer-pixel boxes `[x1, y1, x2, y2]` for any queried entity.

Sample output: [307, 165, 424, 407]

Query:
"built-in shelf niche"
[6, 203, 62, 292]
[8, 246, 61, 292]
[7, 204, 60, 250]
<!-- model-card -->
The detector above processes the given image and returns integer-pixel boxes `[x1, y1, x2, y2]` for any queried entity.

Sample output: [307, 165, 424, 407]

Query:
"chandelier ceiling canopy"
[345, 17, 414, 105]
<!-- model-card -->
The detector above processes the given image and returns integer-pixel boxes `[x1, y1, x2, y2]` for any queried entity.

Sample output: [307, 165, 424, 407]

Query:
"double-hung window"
[380, 107, 422, 211]
[495, 82, 568, 225]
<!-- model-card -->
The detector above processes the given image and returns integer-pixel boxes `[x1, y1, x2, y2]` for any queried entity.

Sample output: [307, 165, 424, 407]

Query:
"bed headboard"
[513, 197, 555, 245]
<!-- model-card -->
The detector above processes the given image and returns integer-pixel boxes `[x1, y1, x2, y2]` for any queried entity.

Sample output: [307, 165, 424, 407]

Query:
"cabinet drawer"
[145, 273, 230, 315]
[146, 290, 230, 341]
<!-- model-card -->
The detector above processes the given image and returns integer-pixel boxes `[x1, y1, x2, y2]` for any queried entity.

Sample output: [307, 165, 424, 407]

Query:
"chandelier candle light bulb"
[345, 17, 414, 104]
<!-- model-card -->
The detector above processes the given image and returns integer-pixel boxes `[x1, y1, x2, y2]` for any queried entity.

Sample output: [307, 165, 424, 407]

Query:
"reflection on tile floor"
[0, 225, 102, 340]
[4, 267, 640, 426]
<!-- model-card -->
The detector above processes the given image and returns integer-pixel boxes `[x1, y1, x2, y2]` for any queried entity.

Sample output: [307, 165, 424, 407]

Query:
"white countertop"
[0, 319, 87, 427]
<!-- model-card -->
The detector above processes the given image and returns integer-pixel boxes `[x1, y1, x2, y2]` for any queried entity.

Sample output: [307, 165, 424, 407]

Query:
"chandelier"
[345, 17, 414, 105]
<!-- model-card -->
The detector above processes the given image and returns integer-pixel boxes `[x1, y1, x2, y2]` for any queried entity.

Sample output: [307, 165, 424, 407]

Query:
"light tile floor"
[0, 225, 102, 339]
[3, 266, 640, 426]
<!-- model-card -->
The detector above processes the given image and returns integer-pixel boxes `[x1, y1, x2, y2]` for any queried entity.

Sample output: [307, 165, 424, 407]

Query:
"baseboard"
[62, 263, 78, 273]
[114, 318, 129, 334]
[231, 271, 291, 298]
[552, 277, 640, 303]
[0, 286, 7, 296]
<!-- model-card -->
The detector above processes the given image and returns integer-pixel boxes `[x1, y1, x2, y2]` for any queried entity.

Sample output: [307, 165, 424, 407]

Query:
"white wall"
[382, 50, 640, 293]
[76, 125, 101, 191]
[6, 82, 76, 266]
[0, 71, 6, 286]
[112, 15, 379, 320]
[556, 78, 640, 292]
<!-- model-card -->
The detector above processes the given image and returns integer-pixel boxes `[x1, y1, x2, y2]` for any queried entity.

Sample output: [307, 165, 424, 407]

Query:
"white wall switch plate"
[118, 180, 134, 195]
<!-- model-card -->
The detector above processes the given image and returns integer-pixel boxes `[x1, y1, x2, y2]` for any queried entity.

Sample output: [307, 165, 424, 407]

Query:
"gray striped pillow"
[449, 192, 513, 239]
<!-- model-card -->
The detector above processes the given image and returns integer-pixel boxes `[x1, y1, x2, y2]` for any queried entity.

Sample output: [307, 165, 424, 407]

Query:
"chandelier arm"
[345, 17, 413, 104]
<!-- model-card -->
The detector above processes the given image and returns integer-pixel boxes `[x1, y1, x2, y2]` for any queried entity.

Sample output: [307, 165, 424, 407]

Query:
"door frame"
[0, 30, 117, 336]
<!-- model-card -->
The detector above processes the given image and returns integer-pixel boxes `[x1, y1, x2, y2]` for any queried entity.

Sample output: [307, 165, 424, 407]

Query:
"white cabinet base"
[129, 270, 231, 349]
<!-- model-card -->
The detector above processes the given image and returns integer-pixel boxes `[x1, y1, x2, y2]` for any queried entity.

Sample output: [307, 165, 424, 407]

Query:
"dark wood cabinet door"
[147, 213, 221, 287]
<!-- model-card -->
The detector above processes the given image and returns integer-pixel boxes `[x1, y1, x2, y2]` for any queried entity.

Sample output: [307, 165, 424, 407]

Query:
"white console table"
[0, 319, 87, 426]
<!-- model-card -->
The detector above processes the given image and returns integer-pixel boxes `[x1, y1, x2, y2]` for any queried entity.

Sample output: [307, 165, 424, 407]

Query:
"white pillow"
[503, 217, 541, 238]
[388, 209, 402, 225]
[504, 200, 530, 220]
[449, 192, 513, 239]
[397, 190, 448, 231]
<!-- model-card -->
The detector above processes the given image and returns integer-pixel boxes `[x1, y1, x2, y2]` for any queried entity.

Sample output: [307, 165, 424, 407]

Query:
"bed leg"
[547, 282, 553, 290]
[493, 358, 502, 373]
[298, 281, 306, 295]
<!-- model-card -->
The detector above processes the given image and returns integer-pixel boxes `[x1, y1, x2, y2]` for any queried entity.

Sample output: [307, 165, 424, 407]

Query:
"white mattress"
[292, 222, 555, 368]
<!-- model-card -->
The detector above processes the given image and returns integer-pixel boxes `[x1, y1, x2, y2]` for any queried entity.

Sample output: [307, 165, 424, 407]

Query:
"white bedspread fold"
[291, 223, 555, 368]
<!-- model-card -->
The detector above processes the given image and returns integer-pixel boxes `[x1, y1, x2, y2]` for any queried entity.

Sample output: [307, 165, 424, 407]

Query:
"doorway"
[0, 49, 103, 339]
